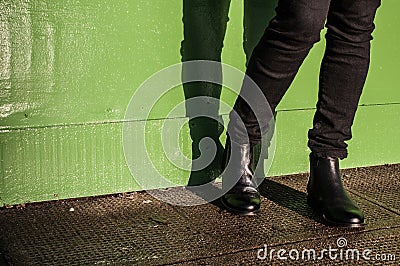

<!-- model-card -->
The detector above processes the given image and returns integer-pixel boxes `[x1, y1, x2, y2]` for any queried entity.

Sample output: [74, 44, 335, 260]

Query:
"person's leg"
[229, 0, 331, 145]
[308, 0, 381, 158]
[181, 0, 231, 186]
[222, 0, 331, 215]
[307, 0, 381, 228]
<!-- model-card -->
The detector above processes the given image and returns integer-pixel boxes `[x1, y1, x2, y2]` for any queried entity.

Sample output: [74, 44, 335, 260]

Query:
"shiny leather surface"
[307, 153, 365, 228]
[221, 137, 261, 215]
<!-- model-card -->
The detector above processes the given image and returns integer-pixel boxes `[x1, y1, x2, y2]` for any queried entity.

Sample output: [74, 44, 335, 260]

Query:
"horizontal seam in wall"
[1, 102, 399, 132]
[276, 102, 400, 113]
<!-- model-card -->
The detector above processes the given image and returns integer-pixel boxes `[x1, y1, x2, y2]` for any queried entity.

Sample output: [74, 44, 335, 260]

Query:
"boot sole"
[307, 196, 366, 229]
[220, 197, 260, 216]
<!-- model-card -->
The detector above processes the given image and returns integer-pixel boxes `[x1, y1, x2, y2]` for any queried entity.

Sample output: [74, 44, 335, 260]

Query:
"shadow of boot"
[187, 116, 225, 186]
[259, 179, 324, 224]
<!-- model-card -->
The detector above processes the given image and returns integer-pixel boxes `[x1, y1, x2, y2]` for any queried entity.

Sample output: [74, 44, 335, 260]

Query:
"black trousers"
[228, 0, 381, 159]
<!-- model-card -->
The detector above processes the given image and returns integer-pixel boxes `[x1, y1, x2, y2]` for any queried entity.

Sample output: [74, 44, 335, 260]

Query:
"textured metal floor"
[1, 164, 399, 265]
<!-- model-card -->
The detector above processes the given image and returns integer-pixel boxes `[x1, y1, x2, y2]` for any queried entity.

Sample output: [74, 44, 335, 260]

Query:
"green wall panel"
[269, 104, 400, 175]
[2, 0, 398, 129]
[0, 123, 138, 205]
[2, 104, 399, 206]
[1, 0, 399, 205]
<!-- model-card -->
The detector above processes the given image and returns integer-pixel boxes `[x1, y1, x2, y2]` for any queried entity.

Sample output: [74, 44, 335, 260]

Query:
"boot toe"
[324, 206, 365, 227]
[221, 193, 260, 215]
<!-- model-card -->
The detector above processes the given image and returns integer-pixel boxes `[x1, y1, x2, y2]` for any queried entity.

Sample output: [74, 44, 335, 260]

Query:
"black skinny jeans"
[228, 0, 381, 159]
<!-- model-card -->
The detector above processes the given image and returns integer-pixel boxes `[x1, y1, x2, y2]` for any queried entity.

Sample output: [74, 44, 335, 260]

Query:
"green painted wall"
[1, 0, 399, 206]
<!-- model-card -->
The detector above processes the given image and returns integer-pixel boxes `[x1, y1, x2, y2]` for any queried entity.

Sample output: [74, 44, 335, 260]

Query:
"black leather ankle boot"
[220, 137, 262, 215]
[307, 153, 365, 228]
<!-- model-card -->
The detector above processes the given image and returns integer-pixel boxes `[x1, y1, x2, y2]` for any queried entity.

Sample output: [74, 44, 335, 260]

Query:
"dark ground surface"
[0, 164, 399, 265]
